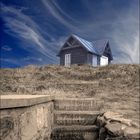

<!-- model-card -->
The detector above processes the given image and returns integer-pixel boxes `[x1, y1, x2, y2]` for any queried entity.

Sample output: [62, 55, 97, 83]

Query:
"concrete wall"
[1, 96, 139, 140]
[0, 95, 54, 140]
[54, 98, 104, 111]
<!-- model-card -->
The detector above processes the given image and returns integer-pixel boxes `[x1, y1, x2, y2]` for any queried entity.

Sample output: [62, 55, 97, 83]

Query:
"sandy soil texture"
[0, 64, 139, 123]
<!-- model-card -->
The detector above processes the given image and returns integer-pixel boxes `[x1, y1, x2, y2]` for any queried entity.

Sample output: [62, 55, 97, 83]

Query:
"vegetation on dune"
[0, 64, 139, 96]
[0, 64, 139, 121]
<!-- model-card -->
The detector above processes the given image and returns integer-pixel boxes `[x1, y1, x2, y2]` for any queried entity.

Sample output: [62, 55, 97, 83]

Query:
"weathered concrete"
[0, 95, 54, 109]
[54, 98, 104, 111]
[52, 98, 103, 140]
[54, 111, 100, 125]
[1, 96, 139, 140]
[0, 95, 54, 140]
[51, 125, 99, 140]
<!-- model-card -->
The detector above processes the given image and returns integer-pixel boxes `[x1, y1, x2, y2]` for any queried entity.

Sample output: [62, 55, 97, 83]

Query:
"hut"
[57, 34, 113, 66]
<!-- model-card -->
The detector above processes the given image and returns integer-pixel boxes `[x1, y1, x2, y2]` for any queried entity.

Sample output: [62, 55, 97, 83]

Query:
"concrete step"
[51, 125, 99, 140]
[52, 125, 99, 132]
[54, 110, 101, 125]
[54, 98, 104, 111]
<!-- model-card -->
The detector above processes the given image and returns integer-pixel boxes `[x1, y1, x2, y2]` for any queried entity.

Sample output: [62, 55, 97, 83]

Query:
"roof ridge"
[72, 34, 91, 42]
[92, 38, 109, 41]
[72, 34, 109, 42]
[72, 34, 98, 54]
[71, 34, 110, 56]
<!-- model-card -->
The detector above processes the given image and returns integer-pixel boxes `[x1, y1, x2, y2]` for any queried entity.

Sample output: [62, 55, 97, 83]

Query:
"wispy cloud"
[1, 45, 12, 51]
[23, 56, 43, 62]
[0, 58, 20, 66]
[1, 0, 139, 66]
[112, 31, 139, 64]
[0, 57, 43, 67]
[1, 3, 57, 62]
[41, 0, 81, 32]
[41, 0, 139, 63]
[110, 2, 139, 64]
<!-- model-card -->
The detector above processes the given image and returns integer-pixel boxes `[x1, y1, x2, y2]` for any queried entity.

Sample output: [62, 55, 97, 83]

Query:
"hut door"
[100, 56, 108, 66]
[65, 54, 71, 66]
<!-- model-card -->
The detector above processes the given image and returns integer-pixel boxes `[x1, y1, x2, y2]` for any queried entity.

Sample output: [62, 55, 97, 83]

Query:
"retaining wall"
[1, 96, 138, 140]
[0, 95, 54, 140]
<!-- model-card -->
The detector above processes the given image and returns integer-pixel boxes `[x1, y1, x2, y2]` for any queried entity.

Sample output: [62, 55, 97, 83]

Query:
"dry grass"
[0, 64, 139, 95]
[0, 64, 139, 122]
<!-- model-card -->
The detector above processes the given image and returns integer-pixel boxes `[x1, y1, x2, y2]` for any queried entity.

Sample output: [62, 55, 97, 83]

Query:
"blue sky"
[0, 0, 139, 68]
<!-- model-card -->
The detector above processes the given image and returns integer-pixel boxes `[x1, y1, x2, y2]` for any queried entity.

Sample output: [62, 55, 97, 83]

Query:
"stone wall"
[1, 96, 139, 140]
[0, 95, 54, 140]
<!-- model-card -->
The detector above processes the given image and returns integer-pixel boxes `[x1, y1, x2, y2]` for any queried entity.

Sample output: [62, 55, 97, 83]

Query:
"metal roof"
[72, 35, 98, 54]
[57, 34, 112, 59]
[72, 34, 109, 55]
[92, 39, 109, 55]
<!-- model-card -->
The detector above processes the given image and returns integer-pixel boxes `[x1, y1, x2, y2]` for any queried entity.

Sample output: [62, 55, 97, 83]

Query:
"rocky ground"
[0, 64, 140, 127]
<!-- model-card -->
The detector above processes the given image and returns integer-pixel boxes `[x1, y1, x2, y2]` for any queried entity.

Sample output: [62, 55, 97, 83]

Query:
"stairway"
[51, 98, 103, 140]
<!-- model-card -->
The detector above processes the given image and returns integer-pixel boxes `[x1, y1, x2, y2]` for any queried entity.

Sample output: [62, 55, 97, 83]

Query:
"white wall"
[92, 55, 97, 66]
[100, 56, 108, 66]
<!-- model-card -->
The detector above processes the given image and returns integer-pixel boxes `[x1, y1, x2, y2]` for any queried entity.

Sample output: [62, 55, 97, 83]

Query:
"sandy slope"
[0, 64, 139, 123]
